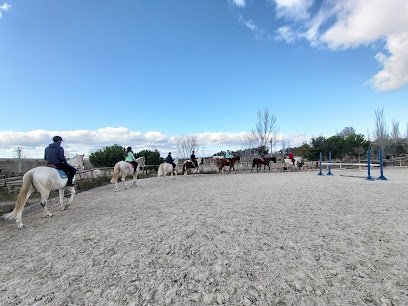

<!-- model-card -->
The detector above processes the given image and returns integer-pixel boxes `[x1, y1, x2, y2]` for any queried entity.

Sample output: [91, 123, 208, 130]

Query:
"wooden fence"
[1, 157, 407, 193]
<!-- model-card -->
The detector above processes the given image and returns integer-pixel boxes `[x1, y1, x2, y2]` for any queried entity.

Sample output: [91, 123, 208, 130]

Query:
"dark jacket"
[191, 153, 196, 161]
[166, 155, 173, 164]
[44, 142, 67, 164]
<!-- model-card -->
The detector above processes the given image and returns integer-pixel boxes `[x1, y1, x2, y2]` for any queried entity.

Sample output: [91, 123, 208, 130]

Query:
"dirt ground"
[1, 168, 407, 305]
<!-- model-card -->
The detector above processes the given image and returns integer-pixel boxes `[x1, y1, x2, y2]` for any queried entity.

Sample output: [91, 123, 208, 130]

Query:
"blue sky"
[1, 0, 407, 158]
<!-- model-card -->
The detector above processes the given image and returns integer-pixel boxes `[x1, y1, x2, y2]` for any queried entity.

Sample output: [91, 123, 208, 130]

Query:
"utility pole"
[17, 146, 22, 173]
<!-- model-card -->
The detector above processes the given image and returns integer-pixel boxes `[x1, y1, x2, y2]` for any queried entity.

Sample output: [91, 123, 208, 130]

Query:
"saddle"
[47, 164, 67, 178]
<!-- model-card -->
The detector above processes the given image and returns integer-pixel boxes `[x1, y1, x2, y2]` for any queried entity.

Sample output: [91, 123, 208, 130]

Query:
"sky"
[0, 0, 407, 158]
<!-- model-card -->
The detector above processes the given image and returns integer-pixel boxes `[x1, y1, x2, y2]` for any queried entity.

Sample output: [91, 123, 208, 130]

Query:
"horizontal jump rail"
[320, 162, 380, 167]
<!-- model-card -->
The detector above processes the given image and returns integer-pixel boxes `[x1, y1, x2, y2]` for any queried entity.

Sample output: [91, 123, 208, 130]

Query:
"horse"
[3, 155, 85, 228]
[182, 158, 203, 175]
[283, 156, 304, 171]
[251, 157, 277, 172]
[215, 155, 241, 174]
[110, 156, 145, 191]
[158, 159, 178, 179]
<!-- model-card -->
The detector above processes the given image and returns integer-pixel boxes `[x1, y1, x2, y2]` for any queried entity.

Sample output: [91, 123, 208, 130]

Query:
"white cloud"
[369, 33, 408, 91]
[232, 0, 246, 8]
[0, 2, 11, 18]
[0, 128, 307, 158]
[239, 15, 264, 39]
[273, 0, 313, 20]
[276, 0, 408, 91]
[275, 26, 297, 43]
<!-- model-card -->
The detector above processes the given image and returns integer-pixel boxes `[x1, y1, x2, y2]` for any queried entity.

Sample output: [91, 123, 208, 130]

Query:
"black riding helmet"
[127, 147, 132, 152]
[53, 136, 63, 142]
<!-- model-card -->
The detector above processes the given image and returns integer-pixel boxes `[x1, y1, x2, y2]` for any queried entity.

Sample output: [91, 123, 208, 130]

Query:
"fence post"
[317, 152, 324, 176]
[366, 149, 374, 181]
[377, 147, 388, 180]
[326, 152, 333, 176]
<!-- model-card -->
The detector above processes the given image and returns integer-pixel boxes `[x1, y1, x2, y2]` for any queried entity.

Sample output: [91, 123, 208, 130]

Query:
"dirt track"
[1, 169, 408, 305]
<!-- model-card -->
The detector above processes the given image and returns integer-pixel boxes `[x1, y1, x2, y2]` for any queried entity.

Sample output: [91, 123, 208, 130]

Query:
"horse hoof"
[49, 213, 54, 217]
[17, 224, 24, 229]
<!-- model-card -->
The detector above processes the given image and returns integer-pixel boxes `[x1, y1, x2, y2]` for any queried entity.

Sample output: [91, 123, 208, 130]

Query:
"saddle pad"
[57, 169, 67, 178]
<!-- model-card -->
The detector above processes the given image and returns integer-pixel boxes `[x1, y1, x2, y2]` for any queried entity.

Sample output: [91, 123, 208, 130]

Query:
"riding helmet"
[53, 136, 63, 142]
[127, 147, 132, 151]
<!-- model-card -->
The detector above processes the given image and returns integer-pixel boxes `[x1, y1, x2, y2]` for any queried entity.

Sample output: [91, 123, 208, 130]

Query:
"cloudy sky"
[1, 0, 407, 158]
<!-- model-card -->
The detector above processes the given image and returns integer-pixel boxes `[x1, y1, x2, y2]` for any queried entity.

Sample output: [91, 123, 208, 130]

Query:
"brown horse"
[251, 157, 277, 172]
[215, 155, 241, 174]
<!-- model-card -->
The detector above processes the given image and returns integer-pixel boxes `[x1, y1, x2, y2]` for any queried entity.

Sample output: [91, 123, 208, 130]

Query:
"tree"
[391, 120, 400, 142]
[374, 108, 388, 147]
[135, 149, 162, 166]
[177, 135, 199, 158]
[247, 108, 278, 153]
[89, 144, 125, 167]
[339, 127, 356, 138]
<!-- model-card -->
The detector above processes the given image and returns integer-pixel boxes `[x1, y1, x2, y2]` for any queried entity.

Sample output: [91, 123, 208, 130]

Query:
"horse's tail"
[157, 164, 163, 177]
[110, 162, 120, 183]
[3, 170, 33, 220]
[252, 159, 256, 168]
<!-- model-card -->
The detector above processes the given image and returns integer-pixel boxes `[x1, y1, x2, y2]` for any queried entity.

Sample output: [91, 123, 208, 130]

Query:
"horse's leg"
[58, 188, 65, 210]
[121, 174, 127, 189]
[67, 186, 76, 206]
[39, 189, 53, 218]
[132, 171, 138, 186]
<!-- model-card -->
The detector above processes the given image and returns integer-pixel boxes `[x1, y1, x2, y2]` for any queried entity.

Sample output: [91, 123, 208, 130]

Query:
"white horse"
[283, 157, 304, 171]
[157, 159, 178, 179]
[110, 156, 145, 191]
[3, 155, 85, 228]
[182, 158, 203, 175]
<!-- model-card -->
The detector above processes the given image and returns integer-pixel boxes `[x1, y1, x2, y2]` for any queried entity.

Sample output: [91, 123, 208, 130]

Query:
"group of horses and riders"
[4, 136, 303, 228]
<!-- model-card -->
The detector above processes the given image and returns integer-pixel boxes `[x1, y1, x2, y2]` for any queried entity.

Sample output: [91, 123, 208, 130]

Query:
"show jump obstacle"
[317, 149, 387, 181]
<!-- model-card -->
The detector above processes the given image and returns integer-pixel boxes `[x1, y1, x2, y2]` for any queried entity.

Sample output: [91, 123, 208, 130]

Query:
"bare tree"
[339, 126, 356, 138]
[374, 108, 388, 148]
[405, 122, 408, 138]
[391, 120, 400, 142]
[177, 135, 199, 159]
[247, 108, 278, 155]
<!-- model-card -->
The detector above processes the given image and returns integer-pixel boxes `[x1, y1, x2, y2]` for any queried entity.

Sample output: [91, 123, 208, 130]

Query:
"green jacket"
[125, 151, 136, 162]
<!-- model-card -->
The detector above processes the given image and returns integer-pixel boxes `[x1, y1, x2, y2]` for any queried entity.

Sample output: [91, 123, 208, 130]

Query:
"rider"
[44, 136, 76, 187]
[125, 147, 138, 174]
[288, 151, 295, 165]
[225, 150, 233, 160]
[190, 150, 198, 168]
[166, 152, 177, 172]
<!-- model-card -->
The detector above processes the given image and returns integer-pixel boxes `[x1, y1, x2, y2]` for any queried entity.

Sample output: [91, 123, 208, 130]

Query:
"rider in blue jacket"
[44, 136, 76, 186]
[166, 152, 176, 171]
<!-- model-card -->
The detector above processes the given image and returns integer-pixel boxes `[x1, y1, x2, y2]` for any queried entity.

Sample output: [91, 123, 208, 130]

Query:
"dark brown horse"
[215, 155, 241, 174]
[251, 157, 277, 172]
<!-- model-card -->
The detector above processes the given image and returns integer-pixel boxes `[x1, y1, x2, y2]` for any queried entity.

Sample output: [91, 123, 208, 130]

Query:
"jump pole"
[317, 152, 324, 176]
[377, 147, 388, 180]
[326, 152, 333, 176]
[366, 149, 374, 181]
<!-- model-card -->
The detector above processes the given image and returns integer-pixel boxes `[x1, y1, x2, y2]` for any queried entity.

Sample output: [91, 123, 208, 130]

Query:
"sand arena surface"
[1, 168, 408, 305]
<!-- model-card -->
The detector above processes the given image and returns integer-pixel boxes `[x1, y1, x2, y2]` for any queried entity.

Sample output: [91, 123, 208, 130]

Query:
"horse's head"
[296, 157, 304, 168]
[68, 154, 85, 170]
[136, 156, 146, 167]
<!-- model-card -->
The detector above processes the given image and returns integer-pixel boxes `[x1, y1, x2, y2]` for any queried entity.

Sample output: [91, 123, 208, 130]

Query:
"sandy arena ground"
[1, 167, 407, 305]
